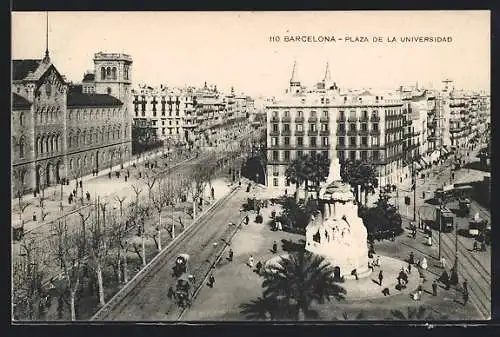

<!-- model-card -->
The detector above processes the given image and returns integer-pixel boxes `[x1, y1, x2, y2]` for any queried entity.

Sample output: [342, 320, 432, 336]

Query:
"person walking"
[272, 241, 278, 254]
[463, 289, 469, 306]
[208, 274, 215, 288]
[407, 263, 412, 274]
[463, 279, 468, 294]
[432, 280, 438, 296]
[228, 248, 233, 262]
[248, 255, 254, 268]
[409, 251, 415, 265]
[440, 257, 447, 269]
[378, 270, 384, 286]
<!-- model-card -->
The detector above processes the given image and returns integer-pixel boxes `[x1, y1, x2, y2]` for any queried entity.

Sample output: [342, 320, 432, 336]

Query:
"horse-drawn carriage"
[169, 254, 195, 308]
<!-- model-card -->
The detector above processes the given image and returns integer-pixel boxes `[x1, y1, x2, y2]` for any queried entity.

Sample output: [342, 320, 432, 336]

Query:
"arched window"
[112, 67, 117, 80]
[69, 159, 73, 170]
[56, 135, 60, 152]
[82, 131, 87, 145]
[68, 133, 72, 148]
[19, 112, 24, 126]
[44, 137, 49, 153]
[101, 67, 106, 80]
[83, 156, 87, 167]
[45, 109, 49, 124]
[37, 137, 42, 154]
[77, 157, 81, 167]
[106, 67, 111, 77]
[19, 137, 25, 158]
[50, 135, 55, 152]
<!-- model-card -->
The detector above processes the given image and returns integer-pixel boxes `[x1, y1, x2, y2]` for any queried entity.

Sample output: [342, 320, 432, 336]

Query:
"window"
[296, 124, 303, 131]
[297, 111, 303, 117]
[373, 123, 379, 131]
[272, 151, 279, 161]
[349, 151, 356, 160]
[19, 138, 25, 158]
[349, 110, 356, 119]
[273, 111, 278, 117]
[322, 151, 328, 158]
[361, 123, 367, 131]
[283, 124, 290, 132]
[101, 67, 106, 80]
[311, 111, 316, 117]
[271, 137, 278, 146]
[107, 87, 112, 95]
[310, 137, 317, 146]
[372, 136, 379, 146]
[322, 137, 329, 146]
[284, 150, 290, 160]
[373, 151, 380, 161]
[339, 110, 345, 119]
[338, 151, 345, 161]
[349, 137, 356, 146]
[323, 110, 328, 117]
[273, 178, 278, 187]
[338, 137, 345, 146]
[339, 123, 345, 131]
[297, 137, 303, 146]
[309, 124, 316, 132]
[284, 111, 289, 117]
[361, 151, 368, 161]
[361, 137, 368, 146]
[349, 123, 356, 131]
[321, 123, 328, 132]
[284, 137, 290, 145]
[19, 112, 24, 126]
[272, 124, 279, 132]
[297, 150, 303, 157]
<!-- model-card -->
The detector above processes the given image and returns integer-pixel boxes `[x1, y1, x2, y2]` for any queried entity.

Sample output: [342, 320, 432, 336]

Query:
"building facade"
[265, 63, 408, 190]
[11, 51, 133, 195]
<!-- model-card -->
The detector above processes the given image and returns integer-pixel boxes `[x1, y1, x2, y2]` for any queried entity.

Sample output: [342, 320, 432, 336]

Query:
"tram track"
[91, 186, 245, 320]
[438, 231, 491, 319]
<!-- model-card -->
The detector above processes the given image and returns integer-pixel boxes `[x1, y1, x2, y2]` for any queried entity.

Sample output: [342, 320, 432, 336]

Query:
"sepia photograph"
[11, 10, 491, 322]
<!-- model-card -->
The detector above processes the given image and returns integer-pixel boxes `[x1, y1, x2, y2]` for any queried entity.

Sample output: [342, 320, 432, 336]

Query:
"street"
[96, 187, 250, 320]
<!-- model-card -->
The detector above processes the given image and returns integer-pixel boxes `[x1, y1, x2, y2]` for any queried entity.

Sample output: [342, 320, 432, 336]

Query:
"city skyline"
[12, 11, 490, 97]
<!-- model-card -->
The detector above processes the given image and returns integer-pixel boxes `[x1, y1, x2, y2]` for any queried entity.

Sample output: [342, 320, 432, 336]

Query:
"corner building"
[265, 63, 406, 190]
[11, 51, 133, 195]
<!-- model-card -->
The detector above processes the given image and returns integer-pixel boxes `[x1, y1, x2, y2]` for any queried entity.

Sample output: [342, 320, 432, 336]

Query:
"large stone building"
[11, 51, 133, 196]
[265, 62, 408, 189]
[131, 82, 252, 149]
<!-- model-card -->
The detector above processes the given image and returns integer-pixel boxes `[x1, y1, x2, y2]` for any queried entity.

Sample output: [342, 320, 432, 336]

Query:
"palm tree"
[285, 155, 309, 203]
[389, 306, 449, 320]
[262, 249, 346, 321]
[306, 153, 331, 200]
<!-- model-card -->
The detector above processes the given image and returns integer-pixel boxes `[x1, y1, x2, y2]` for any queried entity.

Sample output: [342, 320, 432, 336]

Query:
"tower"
[93, 52, 133, 103]
[289, 61, 301, 94]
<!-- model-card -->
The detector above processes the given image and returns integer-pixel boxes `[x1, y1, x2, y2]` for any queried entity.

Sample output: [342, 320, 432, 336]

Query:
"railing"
[319, 130, 330, 136]
[307, 117, 318, 123]
[307, 130, 319, 136]
[281, 130, 291, 136]
[337, 116, 346, 122]
[294, 130, 305, 136]
[282, 116, 291, 122]
[347, 116, 357, 122]
[320, 116, 329, 122]
[269, 130, 279, 136]
[370, 115, 380, 122]
[294, 117, 304, 123]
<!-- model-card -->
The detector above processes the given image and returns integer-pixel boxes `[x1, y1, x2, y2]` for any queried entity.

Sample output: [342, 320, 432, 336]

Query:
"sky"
[12, 11, 490, 97]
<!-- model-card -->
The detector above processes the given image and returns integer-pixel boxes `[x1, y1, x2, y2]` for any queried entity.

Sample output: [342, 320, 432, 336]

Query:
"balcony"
[337, 116, 346, 122]
[319, 130, 330, 136]
[359, 116, 369, 122]
[348, 116, 357, 122]
[359, 129, 369, 135]
[370, 115, 380, 122]
[270, 116, 279, 123]
[337, 128, 346, 135]
[347, 130, 357, 136]
[320, 116, 329, 122]
[295, 116, 304, 123]
[336, 144, 347, 149]
[308, 130, 319, 136]
[269, 130, 279, 136]
[319, 143, 329, 149]
[281, 130, 291, 136]
[295, 130, 305, 136]
[360, 143, 369, 148]
[308, 116, 318, 123]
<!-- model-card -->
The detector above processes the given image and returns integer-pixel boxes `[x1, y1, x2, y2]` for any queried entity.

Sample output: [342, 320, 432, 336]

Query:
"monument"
[305, 156, 370, 279]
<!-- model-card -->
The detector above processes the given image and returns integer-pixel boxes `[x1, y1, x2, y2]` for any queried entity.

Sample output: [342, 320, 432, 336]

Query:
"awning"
[414, 161, 422, 170]
[441, 147, 450, 155]
[419, 157, 428, 168]
[430, 150, 440, 162]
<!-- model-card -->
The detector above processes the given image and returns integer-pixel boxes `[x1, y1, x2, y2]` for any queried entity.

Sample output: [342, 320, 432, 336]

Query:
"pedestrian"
[248, 255, 254, 268]
[228, 248, 233, 262]
[368, 260, 374, 272]
[378, 270, 383, 286]
[463, 279, 468, 294]
[407, 263, 412, 274]
[208, 274, 215, 288]
[272, 241, 278, 254]
[86, 192, 91, 202]
[432, 280, 438, 296]
[255, 261, 263, 275]
[79, 180, 83, 189]
[409, 251, 415, 265]
[382, 287, 390, 296]
[32, 212, 36, 222]
[211, 187, 215, 199]
[375, 256, 381, 267]
[440, 257, 447, 269]
[473, 241, 479, 251]
[463, 289, 469, 306]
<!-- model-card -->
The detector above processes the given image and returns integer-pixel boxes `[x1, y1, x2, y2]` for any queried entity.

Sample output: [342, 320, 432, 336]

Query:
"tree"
[262, 249, 346, 320]
[305, 153, 330, 200]
[131, 184, 143, 218]
[340, 159, 378, 205]
[13, 166, 29, 202]
[151, 179, 170, 251]
[144, 171, 157, 202]
[114, 196, 127, 219]
[285, 156, 309, 203]
[190, 163, 212, 218]
[108, 213, 130, 285]
[12, 237, 49, 320]
[15, 199, 31, 228]
[389, 306, 449, 320]
[86, 205, 111, 307]
[49, 216, 88, 321]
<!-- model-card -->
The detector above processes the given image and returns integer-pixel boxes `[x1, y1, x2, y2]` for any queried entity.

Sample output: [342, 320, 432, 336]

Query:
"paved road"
[97, 187, 250, 321]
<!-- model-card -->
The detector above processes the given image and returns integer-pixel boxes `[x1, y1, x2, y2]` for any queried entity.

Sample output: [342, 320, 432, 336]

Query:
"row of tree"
[12, 152, 224, 321]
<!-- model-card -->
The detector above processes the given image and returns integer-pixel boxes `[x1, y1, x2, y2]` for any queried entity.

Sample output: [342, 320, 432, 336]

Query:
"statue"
[305, 150, 370, 278]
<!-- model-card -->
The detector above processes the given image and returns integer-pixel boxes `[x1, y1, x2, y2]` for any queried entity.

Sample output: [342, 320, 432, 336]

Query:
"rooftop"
[12, 59, 41, 81]
[12, 93, 32, 109]
[82, 73, 95, 82]
[67, 85, 123, 107]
